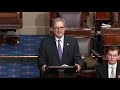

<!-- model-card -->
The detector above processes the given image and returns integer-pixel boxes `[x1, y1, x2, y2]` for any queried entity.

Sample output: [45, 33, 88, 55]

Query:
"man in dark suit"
[38, 17, 83, 78]
[96, 46, 120, 78]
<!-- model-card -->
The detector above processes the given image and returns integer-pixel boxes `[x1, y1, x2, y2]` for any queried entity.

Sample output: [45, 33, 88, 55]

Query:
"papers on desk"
[82, 28, 91, 30]
[48, 65, 74, 69]
[61, 64, 69, 66]
[101, 23, 111, 28]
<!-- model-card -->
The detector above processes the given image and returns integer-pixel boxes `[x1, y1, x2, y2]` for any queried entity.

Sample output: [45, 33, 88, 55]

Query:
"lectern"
[41, 66, 77, 78]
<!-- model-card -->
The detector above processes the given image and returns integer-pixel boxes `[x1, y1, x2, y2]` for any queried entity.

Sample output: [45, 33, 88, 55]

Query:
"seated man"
[38, 17, 83, 78]
[96, 46, 120, 78]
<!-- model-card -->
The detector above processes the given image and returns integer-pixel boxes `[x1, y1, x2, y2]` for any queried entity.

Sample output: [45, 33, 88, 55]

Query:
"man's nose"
[111, 56, 114, 59]
[58, 28, 61, 31]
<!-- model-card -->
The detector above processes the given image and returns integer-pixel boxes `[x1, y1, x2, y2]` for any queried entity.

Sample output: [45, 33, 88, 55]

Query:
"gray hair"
[52, 17, 66, 27]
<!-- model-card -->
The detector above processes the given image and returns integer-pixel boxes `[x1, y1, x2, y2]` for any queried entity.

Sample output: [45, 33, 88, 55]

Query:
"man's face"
[107, 50, 119, 65]
[53, 21, 65, 39]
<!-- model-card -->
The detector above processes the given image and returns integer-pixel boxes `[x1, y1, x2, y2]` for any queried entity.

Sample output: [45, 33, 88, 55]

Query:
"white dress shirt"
[108, 63, 117, 78]
[55, 35, 64, 52]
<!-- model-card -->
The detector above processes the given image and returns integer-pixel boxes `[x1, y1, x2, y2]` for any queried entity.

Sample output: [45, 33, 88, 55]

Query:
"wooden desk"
[101, 27, 120, 33]
[96, 12, 112, 20]
[101, 28, 120, 55]
[0, 12, 22, 45]
[0, 35, 19, 45]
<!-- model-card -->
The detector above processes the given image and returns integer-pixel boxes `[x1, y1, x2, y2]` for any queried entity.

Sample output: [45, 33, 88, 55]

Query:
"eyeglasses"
[53, 27, 65, 30]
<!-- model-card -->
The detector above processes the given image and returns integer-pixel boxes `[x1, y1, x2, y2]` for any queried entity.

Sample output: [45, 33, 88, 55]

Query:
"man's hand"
[74, 63, 81, 72]
[41, 64, 47, 72]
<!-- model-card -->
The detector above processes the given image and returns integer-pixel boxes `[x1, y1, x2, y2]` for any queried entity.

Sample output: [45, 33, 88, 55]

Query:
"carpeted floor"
[0, 35, 48, 78]
[0, 61, 40, 78]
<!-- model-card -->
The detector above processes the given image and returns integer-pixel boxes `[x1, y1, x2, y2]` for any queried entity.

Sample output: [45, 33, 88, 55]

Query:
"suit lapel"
[51, 36, 61, 64]
[116, 63, 120, 78]
[103, 64, 108, 78]
[61, 36, 68, 62]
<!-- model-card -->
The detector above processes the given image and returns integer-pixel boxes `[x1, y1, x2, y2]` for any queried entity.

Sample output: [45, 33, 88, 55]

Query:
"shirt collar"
[108, 62, 117, 69]
[55, 35, 64, 42]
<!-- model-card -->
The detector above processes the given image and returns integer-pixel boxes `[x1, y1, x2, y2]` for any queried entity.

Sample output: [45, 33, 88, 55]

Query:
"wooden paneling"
[118, 12, 120, 24]
[0, 12, 22, 45]
[0, 12, 22, 29]
[96, 12, 112, 20]
[104, 35, 120, 45]
[101, 28, 120, 55]
[95, 12, 113, 30]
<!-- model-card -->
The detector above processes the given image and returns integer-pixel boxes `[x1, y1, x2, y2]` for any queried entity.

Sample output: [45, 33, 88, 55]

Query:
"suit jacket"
[38, 35, 83, 67]
[96, 63, 120, 78]
[38, 35, 83, 78]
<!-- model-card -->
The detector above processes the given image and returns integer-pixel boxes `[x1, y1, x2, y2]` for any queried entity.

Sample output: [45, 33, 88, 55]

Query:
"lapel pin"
[67, 43, 69, 46]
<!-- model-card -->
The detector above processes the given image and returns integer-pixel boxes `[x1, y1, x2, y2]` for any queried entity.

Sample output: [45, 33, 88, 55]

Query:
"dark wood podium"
[42, 66, 77, 78]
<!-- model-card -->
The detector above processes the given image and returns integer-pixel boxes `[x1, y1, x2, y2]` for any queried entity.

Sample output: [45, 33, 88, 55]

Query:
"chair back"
[76, 37, 92, 57]
[59, 12, 81, 28]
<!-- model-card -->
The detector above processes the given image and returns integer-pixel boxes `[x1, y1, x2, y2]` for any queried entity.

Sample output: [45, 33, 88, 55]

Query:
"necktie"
[58, 40, 62, 61]
[110, 66, 115, 78]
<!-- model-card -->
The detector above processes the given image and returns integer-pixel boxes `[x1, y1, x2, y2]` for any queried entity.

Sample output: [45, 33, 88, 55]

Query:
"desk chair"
[76, 36, 102, 78]
[50, 12, 89, 28]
